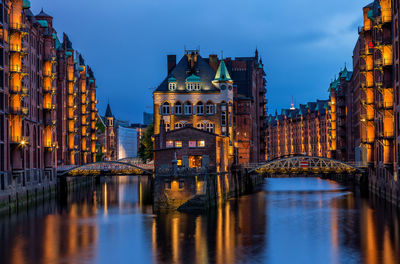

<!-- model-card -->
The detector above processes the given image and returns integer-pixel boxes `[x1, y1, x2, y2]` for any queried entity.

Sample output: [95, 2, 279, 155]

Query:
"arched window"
[197, 122, 205, 130]
[162, 102, 170, 115]
[196, 102, 204, 115]
[206, 102, 214, 115]
[206, 123, 214, 133]
[184, 102, 192, 115]
[175, 122, 185, 129]
[175, 102, 182, 115]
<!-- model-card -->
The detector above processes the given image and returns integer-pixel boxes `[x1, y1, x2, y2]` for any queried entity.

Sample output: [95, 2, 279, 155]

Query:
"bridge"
[249, 156, 362, 175]
[58, 160, 153, 177]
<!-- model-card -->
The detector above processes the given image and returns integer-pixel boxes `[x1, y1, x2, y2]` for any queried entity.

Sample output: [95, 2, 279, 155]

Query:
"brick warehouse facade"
[266, 100, 330, 160]
[153, 49, 267, 166]
[0, 1, 98, 201]
[265, 0, 400, 205]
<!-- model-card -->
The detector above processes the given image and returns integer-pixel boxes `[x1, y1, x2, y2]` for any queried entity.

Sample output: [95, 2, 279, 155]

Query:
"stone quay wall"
[153, 167, 264, 213]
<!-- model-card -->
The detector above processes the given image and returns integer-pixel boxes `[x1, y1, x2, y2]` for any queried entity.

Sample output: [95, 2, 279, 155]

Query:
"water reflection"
[0, 176, 399, 264]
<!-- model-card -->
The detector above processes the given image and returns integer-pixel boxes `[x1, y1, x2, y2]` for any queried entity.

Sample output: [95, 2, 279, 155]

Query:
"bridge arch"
[59, 161, 153, 177]
[250, 156, 362, 175]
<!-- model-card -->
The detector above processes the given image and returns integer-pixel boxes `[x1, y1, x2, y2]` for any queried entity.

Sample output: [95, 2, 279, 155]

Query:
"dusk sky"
[32, 0, 368, 123]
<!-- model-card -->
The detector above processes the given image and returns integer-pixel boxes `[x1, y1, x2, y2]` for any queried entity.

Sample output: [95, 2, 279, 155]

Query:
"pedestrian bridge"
[58, 161, 153, 177]
[249, 156, 362, 175]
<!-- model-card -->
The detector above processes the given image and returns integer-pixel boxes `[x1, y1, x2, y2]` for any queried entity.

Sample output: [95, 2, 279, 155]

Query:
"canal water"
[0, 176, 399, 264]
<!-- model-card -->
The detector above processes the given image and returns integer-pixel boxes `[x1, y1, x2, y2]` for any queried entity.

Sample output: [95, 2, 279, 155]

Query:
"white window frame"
[206, 123, 214, 133]
[169, 82, 176, 91]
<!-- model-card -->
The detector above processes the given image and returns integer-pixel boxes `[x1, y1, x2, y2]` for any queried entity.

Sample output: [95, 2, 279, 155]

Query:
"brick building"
[154, 123, 229, 172]
[153, 49, 267, 167]
[356, 0, 396, 199]
[0, 1, 98, 201]
[226, 51, 267, 164]
[266, 100, 330, 160]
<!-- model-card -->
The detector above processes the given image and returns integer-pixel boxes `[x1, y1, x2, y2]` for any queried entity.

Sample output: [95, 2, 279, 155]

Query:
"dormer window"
[169, 82, 176, 91]
[185, 74, 201, 91]
[168, 76, 177, 91]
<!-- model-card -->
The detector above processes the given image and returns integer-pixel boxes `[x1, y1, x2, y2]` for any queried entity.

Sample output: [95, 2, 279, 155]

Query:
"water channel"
[0, 176, 399, 264]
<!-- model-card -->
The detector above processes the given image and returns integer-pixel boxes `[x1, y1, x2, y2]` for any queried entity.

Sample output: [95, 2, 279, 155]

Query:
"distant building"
[266, 100, 330, 160]
[117, 125, 138, 159]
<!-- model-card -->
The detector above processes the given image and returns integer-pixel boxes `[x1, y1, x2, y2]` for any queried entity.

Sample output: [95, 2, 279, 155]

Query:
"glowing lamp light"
[21, 140, 26, 145]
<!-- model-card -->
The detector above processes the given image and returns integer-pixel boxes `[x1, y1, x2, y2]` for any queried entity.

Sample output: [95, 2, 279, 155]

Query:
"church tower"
[104, 103, 116, 160]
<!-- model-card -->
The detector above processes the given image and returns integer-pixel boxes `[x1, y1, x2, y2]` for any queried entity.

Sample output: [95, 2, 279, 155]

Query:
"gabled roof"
[214, 60, 232, 82]
[155, 54, 219, 93]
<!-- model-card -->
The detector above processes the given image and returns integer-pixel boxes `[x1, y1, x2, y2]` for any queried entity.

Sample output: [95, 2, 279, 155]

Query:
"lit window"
[189, 141, 197, 148]
[165, 123, 170, 131]
[175, 122, 184, 129]
[198, 140, 205, 147]
[169, 82, 176, 91]
[175, 141, 182, 148]
[196, 102, 204, 115]
[184, 102, 192, 115]
[162, 102, 170, 115]
[177, 159, 182, 166]
[175, 102, 182, 115]
[166, 140, 174, 148]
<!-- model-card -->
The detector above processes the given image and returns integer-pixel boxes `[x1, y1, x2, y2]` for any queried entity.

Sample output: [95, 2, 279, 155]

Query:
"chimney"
[167, 55, 176, 75]
[209, 55, 219, 71]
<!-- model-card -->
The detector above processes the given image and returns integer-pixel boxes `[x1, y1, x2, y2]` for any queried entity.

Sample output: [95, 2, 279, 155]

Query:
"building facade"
[0, 1, 98, 203]
[266, 100, 330, 160]
[153, 49, 267, 167]
[226, 51, 267, 164]
[356, 0, 396, 200]
[153, 50, 235, 165]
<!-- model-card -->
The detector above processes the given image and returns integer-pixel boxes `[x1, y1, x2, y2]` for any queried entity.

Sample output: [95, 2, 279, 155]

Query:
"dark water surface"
[0, 176, 399, 264]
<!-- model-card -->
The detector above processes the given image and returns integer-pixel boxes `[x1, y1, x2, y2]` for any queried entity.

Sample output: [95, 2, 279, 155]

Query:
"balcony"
[43, 71, 56, 79]
[361, 138, 374, 144]
[68, 91, 77, 97]
[43, 87, 56, 94]
[361, 99, 374, 106]
[10, 107, 28, 116]
[45, 119, 56, 126]
[375, 58, 392, 68]
[9, 23, 28, 34]
[44, 55, 57, 63]
[377, 131, 394, 139]
[68, 128, 79, 134]
[9, 44, 28, 55]
[360, 114, 374, 122]
[44, 104, 56, 111]
[376, 101, 393, 110]
[9, 65, 28, 75]
[10, 136, 30, 145]
[10, 86, 29, 97]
